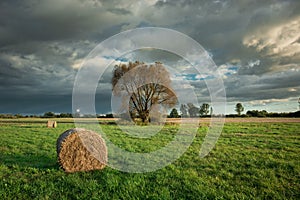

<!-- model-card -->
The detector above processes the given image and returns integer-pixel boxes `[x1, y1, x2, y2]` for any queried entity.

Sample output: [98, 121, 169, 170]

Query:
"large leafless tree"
[112, 61, 177, 123]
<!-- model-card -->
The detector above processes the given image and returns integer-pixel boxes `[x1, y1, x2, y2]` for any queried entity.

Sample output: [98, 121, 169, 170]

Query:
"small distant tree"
[246, 110, 267, 117]
[58, 113, 73, 118]
[106, 113, 114, 118]
[14, 114, 23, 118]
[259, 110, 268, 117]
[180, 104, 188, 117]
[235, 103, 244, 116]
[187, 103, 199, 117]
[169, 108, 179, 118]
[43, 112, 55, 118]
[200, 103, 210, 116]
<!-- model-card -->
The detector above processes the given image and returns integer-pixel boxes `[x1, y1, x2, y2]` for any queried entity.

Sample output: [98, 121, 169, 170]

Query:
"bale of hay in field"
[47, 120, 57, 128]
[56, 128, 107, 173]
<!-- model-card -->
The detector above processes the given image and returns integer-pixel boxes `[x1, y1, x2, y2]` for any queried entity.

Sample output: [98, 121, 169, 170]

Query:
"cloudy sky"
[0, 0, 299, 115]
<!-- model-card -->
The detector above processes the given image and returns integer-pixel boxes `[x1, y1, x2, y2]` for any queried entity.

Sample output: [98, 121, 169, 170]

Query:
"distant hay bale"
[47, 120, 57, 128]
[56, 128, 107, 173]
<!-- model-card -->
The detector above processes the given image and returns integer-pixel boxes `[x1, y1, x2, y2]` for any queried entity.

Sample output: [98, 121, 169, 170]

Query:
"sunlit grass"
[0, 120, 299, 199]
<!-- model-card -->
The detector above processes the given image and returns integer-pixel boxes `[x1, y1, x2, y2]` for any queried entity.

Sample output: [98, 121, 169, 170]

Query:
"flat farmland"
[0, 118, 299, 199]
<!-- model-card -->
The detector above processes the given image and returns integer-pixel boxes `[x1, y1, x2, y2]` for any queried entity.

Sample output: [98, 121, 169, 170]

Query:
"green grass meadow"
[0, 119, 299, 199]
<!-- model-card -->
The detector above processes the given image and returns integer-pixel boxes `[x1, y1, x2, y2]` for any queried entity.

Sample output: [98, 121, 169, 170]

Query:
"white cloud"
[247, 60, 260, 68]
[249, 98, 290, 106]
[217, 64, 238, 79]
[243, 16, 300, 72]
[288, 88, 297, 92]
[71, 59, 84, 69]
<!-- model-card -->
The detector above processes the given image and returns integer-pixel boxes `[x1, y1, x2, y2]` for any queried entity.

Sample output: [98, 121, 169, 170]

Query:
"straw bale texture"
[56, 128, 107, 173]
[47, 121, 57, 128]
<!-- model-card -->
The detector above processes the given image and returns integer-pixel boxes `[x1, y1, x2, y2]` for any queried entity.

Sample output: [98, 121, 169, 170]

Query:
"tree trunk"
[140, 111, 150, 123]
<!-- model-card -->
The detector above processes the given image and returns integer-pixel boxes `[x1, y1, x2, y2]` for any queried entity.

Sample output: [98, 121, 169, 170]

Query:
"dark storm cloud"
[0, 94, 72, 114]
[107, 8, 132, 15]
[0, 0, 130, 46]
[0, 52, 74, 92]
[224, 70, 300, 102]
[0, 0, 299, 114]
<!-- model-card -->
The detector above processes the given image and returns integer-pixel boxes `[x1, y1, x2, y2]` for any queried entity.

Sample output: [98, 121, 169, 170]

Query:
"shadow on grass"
[0, 153, 59, 170]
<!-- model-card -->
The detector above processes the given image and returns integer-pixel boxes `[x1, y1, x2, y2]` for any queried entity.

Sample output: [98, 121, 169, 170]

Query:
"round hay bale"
[47, 120, 57, 128]
[56, 128, 107, 173]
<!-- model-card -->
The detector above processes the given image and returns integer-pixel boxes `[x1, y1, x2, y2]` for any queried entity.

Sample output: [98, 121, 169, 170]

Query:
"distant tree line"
[167, 103, 213, 118]
[218, 110, 300, 118]
[167, 109, 300, 118]
[166, 102, 300, 118]
[0, 112, 116, 119]
[0, 110, 299, 119]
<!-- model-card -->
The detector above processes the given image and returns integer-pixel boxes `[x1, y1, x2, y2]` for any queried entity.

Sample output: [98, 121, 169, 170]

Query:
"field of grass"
[0, 119, 299, 199]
